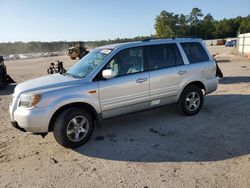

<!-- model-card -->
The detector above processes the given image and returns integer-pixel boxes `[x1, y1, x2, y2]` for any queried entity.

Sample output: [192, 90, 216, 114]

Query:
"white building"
[238, 33, 250, 55]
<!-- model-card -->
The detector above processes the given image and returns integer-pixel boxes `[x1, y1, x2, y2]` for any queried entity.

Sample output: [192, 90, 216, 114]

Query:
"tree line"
[0, 7, 249, 55]
[0, 37, 149, 56]
[154, 8, 250, 39]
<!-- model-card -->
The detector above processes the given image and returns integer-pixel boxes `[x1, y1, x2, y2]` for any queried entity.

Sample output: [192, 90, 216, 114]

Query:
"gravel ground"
[1, 46, 250, 188]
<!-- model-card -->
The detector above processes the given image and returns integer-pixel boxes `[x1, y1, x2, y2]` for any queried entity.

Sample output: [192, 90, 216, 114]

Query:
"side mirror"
[102, 69, 114, 79]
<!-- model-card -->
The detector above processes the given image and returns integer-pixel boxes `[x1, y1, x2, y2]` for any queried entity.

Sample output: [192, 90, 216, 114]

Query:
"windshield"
[66, 48, 111, 78]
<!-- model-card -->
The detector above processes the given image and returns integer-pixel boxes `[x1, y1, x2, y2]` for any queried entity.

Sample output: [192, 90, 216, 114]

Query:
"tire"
[53, 107, 94, 148]
[178, 85, 204, 116]
[0, 76, 7, 89]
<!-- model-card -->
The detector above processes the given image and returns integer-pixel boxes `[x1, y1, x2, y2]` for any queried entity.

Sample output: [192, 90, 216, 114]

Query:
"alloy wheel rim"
[185, 92, 200, 111]
[66, 116, 89, 142]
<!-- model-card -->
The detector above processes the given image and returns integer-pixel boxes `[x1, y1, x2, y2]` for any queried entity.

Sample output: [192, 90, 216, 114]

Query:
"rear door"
[146, 43, 188, 105]
[98, 47, 150, 118]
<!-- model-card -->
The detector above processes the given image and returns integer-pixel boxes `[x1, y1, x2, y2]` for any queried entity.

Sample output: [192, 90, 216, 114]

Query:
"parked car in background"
[225, 40, 237, 47]
[10, 38, 219, 148]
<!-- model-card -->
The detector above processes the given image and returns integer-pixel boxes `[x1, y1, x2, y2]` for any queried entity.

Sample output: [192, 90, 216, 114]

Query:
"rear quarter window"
[181, 42, 209, 64]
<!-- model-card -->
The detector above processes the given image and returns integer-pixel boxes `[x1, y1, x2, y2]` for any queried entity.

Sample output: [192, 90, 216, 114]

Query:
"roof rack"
[142, 38, 151, 42]
[142, 37, 177, 42]
[141, 36, 200, 42]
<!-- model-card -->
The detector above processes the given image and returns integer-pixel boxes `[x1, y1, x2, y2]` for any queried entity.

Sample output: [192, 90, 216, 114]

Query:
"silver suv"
[9, 38, 218, 148]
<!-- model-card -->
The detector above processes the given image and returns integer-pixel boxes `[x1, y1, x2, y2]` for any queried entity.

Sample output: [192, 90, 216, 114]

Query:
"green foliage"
[154, 11, 179, 38]
[201, 14, 215, 39]
[188, 8, 204, 25]
[239, 16, 250, 33]
[154, 8, 250, 40]
[175, 14, 188, 37]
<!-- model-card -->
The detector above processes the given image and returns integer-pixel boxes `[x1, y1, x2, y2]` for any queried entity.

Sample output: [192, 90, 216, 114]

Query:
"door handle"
[136, 78, 148, 83]
[177, 70, 187, 75]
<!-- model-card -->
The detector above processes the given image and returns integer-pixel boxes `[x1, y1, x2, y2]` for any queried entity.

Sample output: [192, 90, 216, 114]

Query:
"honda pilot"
[9, 38, 218, 148]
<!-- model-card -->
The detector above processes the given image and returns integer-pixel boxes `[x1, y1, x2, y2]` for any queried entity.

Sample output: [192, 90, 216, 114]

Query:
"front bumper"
[11, 121, 26, 132]
[10, 106, 51, 133]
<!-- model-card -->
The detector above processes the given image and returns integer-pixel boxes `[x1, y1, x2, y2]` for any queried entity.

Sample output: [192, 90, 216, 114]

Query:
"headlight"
[19, 94, 42, 108]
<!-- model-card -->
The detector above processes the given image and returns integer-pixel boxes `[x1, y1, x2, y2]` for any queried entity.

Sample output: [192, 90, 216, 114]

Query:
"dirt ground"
[1, 46, 250, 188]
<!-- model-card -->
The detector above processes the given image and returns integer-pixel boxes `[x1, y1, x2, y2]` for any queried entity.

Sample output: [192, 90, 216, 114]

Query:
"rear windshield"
[181, 42, 209, 64]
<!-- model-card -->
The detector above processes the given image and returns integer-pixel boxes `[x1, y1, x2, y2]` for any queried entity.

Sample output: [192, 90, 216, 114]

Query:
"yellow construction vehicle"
[68, 42, 89, 60]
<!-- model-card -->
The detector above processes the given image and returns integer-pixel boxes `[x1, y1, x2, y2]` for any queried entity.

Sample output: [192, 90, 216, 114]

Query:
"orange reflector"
[88, 90, 96, 94]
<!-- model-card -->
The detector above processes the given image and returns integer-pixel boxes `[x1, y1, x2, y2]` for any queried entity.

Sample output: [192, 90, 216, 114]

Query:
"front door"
[98, 47, 150, 118]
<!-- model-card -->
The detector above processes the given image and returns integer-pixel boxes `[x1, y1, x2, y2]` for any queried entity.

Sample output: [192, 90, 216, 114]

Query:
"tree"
[215, 19, 234, 38]
[154, 8, 249, 40]
[239, 16, 250, 34]
[154, 11, 178, 38]
[176, 14, 188, 36]
[186, 8, 204, 37]
[201, 13, 215, 39]
[188, 8, 204, 25]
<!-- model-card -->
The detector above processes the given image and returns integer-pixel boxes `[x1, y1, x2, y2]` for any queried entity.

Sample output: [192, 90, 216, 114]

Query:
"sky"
[0, 0, 249, 42]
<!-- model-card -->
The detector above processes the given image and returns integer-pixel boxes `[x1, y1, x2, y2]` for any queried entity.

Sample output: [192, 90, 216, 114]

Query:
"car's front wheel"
[53, 107, 94, 148]
[178, 85, 204, 116]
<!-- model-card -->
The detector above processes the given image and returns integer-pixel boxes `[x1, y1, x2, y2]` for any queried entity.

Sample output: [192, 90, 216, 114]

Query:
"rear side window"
[147, 43, 184, 70]
[181, 42, 209, 64]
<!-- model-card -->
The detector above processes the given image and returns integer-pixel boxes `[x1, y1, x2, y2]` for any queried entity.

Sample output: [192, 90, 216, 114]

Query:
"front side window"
[105, 47, 144, 77]
[67, 48, 111, 78]
[147, 43, 184, 70]
[181, 42, 209, 64]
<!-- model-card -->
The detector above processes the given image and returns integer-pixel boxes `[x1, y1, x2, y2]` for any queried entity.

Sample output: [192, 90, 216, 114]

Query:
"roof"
[98, 38, 202, 50]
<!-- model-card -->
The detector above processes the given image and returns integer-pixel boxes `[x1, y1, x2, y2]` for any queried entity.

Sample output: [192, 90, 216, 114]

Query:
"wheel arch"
[48, 102, 99, 132]
[178, 81, 206, 101]
[186, 81, 206, 93]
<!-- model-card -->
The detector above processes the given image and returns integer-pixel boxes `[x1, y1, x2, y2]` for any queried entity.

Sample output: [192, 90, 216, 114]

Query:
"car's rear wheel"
[178, 85, 204, 116]
[53, 107, 94, 148]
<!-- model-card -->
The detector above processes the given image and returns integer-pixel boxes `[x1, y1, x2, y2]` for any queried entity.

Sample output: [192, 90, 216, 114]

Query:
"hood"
[15, 73, 80, 94]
